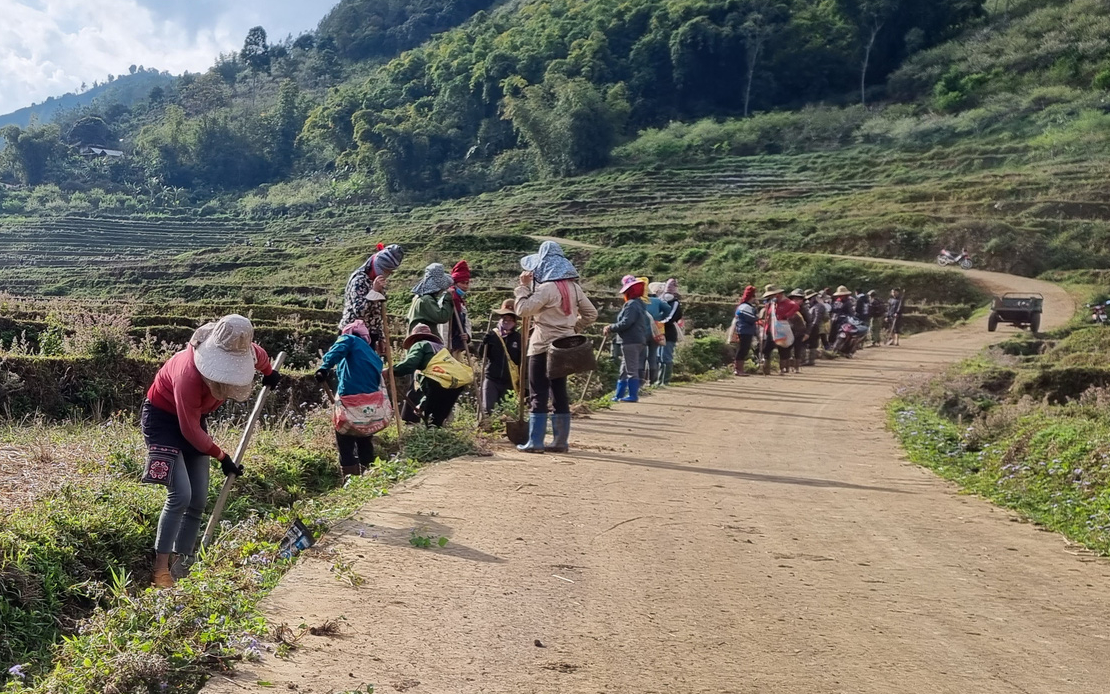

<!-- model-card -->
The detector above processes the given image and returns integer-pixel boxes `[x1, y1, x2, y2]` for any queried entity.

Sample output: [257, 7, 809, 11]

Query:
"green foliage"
[673, 332, 732, 379]
[0, 414, 439, 690]
[0, 125, 69, 185]
[503, 77, 629, 177]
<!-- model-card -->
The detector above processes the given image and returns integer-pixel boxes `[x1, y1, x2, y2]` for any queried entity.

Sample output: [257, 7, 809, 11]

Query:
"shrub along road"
[207, 265, 1110, 694]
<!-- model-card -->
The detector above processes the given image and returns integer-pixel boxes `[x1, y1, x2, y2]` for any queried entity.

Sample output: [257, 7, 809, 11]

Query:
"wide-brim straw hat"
[762, 284, 785, 299]
[402, 324, 444, 350]
[193, 314, 257, 388]
[619, 275, 646, 294]
[789, 288, 805, 299]
[833, 285, 852, 297]
[491, 299, 518, 317]
[804, 289, 818, 299]
[411, 263, 454, 296]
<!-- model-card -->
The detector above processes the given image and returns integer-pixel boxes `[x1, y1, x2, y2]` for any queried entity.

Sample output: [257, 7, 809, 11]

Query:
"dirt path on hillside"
[207, 266, 1110, 694]
[527, 234, 601, 250]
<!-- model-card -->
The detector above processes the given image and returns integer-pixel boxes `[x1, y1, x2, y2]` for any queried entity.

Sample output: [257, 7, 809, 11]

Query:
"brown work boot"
[152, 568, 175, 589]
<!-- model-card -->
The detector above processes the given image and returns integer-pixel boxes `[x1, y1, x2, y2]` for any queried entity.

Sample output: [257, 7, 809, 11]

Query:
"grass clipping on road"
[888, 323, 1110, 555]
[0, 415, 476, 693]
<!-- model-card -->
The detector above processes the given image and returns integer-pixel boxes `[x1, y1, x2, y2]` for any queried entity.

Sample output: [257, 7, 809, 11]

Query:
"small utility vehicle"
[988, 293, 1043, 334]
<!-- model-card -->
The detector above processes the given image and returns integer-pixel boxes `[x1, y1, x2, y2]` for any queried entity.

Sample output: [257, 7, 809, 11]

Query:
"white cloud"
[0, 0, 334, 114]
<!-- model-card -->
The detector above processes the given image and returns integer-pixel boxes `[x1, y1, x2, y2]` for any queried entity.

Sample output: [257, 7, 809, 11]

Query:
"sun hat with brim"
[491, 299, 518, 317]
[402, 324, 445, 350]
[619, 275, 646, 294]
[521, 240, 579, 283]
[762, 284, 785, 299]
[789, 288, 805, 298]
[833, 285, 852, 297]
[648, 281, 666, 296]
[804, 289, 818, 299]
[193, 314, 257, 388]
[411, 263, 454, 296]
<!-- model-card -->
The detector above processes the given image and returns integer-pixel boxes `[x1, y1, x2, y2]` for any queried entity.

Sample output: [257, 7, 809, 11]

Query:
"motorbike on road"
[831, 317, 868, 357]
[1090, 302, 1108, 325]
[936, 248, 973, 270]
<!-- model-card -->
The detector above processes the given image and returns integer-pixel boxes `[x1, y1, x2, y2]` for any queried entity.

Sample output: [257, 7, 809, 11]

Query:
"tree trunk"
[860, 24, 881, 108]
[744, 41, 761, 118]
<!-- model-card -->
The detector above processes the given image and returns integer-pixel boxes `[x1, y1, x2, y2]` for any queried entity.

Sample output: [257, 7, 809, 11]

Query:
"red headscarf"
[450, 260, 470, 312]
[451, 261, 470, 284]
[624, 282, 646, 300]
[740, 285, 756, 304]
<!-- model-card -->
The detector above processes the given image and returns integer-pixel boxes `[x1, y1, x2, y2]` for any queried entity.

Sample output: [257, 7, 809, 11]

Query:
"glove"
[261, 370, 281, 388]
[219, 453, 244, 478]
[314, 368, 330, 383]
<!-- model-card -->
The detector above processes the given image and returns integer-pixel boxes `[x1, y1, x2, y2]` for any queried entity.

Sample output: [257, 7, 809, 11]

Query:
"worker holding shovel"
[141, 315, 281, 588]
[442, 260, 473, 359]
[513, 241, 598, 453]
[480, 299, 522, 415]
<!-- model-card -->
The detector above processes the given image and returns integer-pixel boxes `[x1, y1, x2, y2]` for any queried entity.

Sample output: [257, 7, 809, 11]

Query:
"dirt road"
[208, 266, 1110, 694]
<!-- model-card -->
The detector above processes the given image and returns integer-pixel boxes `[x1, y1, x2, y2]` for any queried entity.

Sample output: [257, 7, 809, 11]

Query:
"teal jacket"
[320, 334, 383, 396]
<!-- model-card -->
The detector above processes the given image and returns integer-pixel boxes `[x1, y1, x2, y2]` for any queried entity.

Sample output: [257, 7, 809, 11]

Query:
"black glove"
[314, 368, 330, 383]
[261, 370, 281, 388]
[219, 453, 244, 478]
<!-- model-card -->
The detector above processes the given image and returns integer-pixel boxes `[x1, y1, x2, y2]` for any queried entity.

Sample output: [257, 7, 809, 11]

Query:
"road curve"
[209, 264, 1109, 694]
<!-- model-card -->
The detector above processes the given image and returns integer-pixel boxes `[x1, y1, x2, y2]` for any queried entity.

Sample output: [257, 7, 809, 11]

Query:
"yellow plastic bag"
[422, 348, 474, 389]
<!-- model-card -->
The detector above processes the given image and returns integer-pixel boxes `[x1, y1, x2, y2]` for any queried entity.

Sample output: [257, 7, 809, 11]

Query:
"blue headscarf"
[521, 241, 578, 283]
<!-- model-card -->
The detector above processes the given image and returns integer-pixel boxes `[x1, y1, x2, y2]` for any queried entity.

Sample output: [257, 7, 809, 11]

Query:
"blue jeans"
[155, 451, 210, 555]
[659, 341, 677, 365]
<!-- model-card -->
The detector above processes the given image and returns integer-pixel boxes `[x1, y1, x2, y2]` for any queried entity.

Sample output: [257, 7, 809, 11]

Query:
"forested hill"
[0, 69, 174, 130]
[1, 0, 1108, 216]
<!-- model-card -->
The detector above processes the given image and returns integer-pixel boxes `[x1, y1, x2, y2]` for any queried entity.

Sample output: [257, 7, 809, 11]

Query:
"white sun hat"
[192, 314, 257, 387]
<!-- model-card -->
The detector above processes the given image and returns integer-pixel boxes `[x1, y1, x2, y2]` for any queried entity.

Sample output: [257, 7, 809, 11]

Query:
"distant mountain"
[0, 69, 175, 129]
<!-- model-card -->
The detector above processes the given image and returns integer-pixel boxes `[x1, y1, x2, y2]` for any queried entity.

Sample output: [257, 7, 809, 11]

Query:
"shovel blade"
[505, 420, 529, 445]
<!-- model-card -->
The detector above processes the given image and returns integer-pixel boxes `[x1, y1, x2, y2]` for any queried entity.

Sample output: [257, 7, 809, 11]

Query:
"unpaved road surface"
[208, 266, 1110, 694]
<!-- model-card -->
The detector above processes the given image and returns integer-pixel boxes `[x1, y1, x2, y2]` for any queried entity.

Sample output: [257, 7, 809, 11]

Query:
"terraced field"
[0, 216, 275, 268]
[6, 142, 1105, 345]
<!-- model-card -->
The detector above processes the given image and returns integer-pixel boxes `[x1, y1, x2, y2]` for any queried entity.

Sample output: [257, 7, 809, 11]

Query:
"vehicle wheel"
[988, 312, 999, 332]
[959, 259, 973, 270]
[1030, 313, 1041, 334]
[936, 256, 950, 267]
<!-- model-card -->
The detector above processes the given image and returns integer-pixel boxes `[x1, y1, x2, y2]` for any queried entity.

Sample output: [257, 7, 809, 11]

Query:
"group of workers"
[139, 240, 606, 587]
[731, 284, 905, 376]
[137, 232, 908, 588]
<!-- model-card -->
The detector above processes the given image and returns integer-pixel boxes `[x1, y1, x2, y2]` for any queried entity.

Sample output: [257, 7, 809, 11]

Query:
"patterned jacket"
[340, 264, 386, 349]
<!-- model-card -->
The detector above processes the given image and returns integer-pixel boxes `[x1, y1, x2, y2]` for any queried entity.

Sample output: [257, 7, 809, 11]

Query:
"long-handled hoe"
[200, 351, 287, 549]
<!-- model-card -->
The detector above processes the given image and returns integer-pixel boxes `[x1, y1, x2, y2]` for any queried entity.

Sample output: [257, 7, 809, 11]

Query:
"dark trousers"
[645, 340, 659, 382]
[482, 377, 513, 415]
[528, 351, 570, 414]
[793, 333, 808, 362]
[734, 334, 754, 365]
[402, 379, 464, 427]
[335, 432, 374, 472]
[761, 336, 791, 366]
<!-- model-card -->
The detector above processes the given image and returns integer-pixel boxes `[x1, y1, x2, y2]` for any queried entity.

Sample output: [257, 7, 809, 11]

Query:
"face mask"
[455, 288, 467, 297]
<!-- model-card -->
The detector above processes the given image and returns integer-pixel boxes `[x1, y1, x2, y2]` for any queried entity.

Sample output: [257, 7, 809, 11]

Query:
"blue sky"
[0, 0, 336, 114]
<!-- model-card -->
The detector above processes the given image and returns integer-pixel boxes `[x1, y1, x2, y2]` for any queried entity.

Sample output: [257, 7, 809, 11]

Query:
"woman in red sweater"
[143, 314, 279, 588]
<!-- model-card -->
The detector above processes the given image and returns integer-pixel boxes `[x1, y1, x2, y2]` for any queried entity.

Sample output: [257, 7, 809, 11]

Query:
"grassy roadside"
[0, 414, 476, 693]
[887, 284, 1110, 554]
